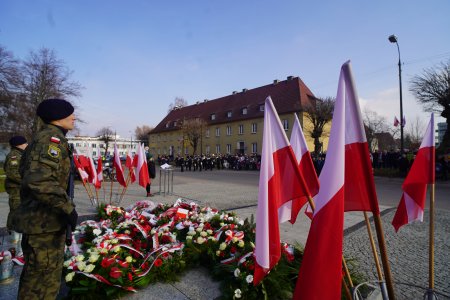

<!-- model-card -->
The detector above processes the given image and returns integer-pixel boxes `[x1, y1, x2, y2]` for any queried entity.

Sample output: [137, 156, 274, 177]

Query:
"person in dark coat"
[146, 153, 156, 196]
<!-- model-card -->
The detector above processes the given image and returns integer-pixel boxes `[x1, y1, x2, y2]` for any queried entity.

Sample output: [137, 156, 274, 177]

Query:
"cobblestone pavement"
[344, 209, 450, 299]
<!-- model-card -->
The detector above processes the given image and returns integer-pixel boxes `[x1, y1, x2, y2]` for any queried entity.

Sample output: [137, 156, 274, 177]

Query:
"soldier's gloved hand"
[68, 209, 78, 230]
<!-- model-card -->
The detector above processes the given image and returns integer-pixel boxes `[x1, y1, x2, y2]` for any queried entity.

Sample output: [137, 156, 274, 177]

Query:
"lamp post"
[388, 34, 404, 154]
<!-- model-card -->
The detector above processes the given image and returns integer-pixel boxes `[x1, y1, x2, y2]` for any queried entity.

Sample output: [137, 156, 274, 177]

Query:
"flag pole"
[109, 177, 113, 204]
[119, 173, 131, 203]
[364, 212, 388, 300]
[373, 214, 396, 300]
[425, 183, 436, 299]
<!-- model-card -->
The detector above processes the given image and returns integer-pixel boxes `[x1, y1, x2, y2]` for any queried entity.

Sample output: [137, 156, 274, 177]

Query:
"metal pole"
[397, 42, 404, 154]
[424, 183, 436, 300]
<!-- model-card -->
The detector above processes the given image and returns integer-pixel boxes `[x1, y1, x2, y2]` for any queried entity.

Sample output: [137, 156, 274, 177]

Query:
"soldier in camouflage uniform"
[4, 136, 28, 258]
[12, 99, 78, 300]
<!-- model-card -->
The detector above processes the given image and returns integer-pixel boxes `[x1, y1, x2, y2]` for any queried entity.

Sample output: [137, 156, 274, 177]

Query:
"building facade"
[149, 76, 330, 157]
[67, 135, 140, 158]
[436, 122, 447, 148]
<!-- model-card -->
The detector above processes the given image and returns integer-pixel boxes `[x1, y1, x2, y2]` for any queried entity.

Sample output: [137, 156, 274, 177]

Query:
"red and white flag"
[294, 62, 351, 299]
[95, 156, 103, 189]
[87, 148, 98, 187]
[253, 96, 311, 286]
[74, 155, 89, 183]
[392, 113, 435, 232]
[279, 113, 319, 224]
[394, 116, 399, 127]
[113, 144, 127, 187]
[133, 143, 150, 188]
[126, 149, 136, 183]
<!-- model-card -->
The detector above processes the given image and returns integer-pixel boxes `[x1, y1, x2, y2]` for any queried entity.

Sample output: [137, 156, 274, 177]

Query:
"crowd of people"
[156, 153, 262, 172]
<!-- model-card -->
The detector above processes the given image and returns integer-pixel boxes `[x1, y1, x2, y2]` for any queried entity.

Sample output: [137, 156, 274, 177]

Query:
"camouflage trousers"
[18, 231, 65, 300]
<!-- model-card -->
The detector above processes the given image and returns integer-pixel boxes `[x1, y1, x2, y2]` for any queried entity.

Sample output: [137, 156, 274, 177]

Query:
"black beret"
[9, 136, 27, 147]
[36, 98, 74, 123]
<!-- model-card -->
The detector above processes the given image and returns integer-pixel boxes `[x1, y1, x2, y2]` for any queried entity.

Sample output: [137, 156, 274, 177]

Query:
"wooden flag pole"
[364, 212, 388, 300]
[307, 196, 353, 300]
[86, 183, 95, 206]
[427, 183, 436, 298]
[119, 174, 131, 203]
[109, 178, 114, 204]
[373, 213, 396, 300]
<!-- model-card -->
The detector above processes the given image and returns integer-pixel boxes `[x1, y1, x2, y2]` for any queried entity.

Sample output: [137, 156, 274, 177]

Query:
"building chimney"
[232, 91, 238, 95]
[273, 79, 280, 84]
[287, 76, 294, 80]
[242, 88, 248, 92]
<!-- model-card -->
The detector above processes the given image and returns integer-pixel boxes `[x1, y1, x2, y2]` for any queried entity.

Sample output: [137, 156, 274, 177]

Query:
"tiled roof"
[151, 77, 316, 133]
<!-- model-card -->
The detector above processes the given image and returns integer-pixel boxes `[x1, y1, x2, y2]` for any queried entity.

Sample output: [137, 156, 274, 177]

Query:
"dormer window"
[227, 111, 232, 118]
[211, 113, 216, 120]
[173, 121, 177, 127]
[165, 122, 170, 128]
[242, 107, 248, 115]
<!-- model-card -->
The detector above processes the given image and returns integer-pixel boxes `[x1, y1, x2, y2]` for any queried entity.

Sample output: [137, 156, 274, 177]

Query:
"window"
[226, 144, 232, 154]
[216, 144, 220, 154]
[92, 143, 97, 148]
[283, 119, 289, 131]
[226, 126, 232, 136]
[251, 123, 257, 133]
[166, 122, 170, 128]
[206, 145, 210, 154]
[173, 121, 177, 127]
[215, 127, 220, 137]
[242, 107, 247, 115]
[252, 143, 257, 153]
[227, 111, 232, 118]
[239, 124, 244, 135]
[211, 114, 216, 120]
[259, 105, 264, 111]
[206, 128, 210, 137]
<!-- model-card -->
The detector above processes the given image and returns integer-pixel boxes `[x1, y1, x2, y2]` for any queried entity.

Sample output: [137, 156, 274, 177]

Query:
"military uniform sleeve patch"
[50, 137, 61, 144]
[48, 145, 61, 158]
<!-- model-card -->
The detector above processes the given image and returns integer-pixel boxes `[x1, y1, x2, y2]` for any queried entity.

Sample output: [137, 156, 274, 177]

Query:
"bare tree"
[135, 125, 154, 144]
[404, 116, 425, 151]
[18, 47, 83, 135]
[410, 60, 450, 152]
[96, 127, 115, 156]
[168, 97, 188, 113]
[304, 97, 335, 155]
[181, 118, 206, 155]
[363, 108, 388, 151]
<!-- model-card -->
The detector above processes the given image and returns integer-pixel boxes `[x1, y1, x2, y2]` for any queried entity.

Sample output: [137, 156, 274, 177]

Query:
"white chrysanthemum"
[196, 227, 203, 233]
[206, 229, 213, 235]
[75, 255, 85, 262]
[65, 272, 75, 282]
[238, 220, 244, 226]
[126, 256, 133, 263]
[232, 237, 238, 243]
[100, 248, 108, 254]
[208, 237, 216, 242]
[77, 261, 86, 271]
[93, 229, 102, 236]
[186, 236, 193, 240]
[197, 236, 205, 244]
[234, 288, 242, 298]
[219, 242, 227, 251]
[238, 240, 245, 248]
[84, 264, 95, 273]
[89, 253, 100, 263]
[187, 230, 196, 236]
[234, 268, 240, 277]
[111, 238, 119, 244]
[125, 230, 131, 235]
[200, 231, 208, 237]
[228, 217, 234, 222]
[246, 274, 253, 284]
[216, 250, 221, 256]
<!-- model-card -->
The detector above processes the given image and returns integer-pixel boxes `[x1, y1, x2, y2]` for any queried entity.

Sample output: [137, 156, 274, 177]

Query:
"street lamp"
[388, 34, 404, 154]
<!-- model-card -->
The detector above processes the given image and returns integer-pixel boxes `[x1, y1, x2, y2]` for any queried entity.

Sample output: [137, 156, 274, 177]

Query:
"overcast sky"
[1, 1, 449, 138]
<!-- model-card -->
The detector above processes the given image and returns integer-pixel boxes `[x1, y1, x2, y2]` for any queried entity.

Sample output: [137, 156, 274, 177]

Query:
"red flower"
[128, 272, 133, 281]
[101, 257, 115, 268]
[117, 260, 129, 268]
[154, 258, 163, 267]
[162, 252, 170, 259]
[109, 267, 122, 279]
[230, 246, 237, 254]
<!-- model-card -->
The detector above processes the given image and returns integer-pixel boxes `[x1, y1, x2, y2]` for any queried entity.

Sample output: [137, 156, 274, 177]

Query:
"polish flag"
[113, 144, 127, 187]
[74, 155, 89, 183]
[253, 96, 311, 286]
[87, 148, 98, 187]
[78, 155, 94, 180]
[394, 116, 399, 127]
[279, 113, 319, 224]
[95, 156, 103, 189]
[392, 113, 435, 232]
[133, 143, 150, 188]
[294, 62, 349, 299]
[126, 149, 136, 183]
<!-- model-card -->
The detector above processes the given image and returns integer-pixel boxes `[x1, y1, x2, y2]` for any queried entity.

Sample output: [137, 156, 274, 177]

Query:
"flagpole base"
[423, 289, 438, 300]
[379, 282, 389, 300]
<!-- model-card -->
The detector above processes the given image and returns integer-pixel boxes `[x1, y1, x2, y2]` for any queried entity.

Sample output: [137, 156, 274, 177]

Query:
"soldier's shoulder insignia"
[50, 136, 61, 144]
[48, 145, 61, 158]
